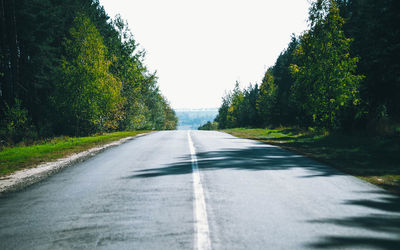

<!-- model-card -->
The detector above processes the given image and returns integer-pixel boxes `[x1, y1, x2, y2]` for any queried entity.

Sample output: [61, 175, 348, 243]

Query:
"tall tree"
[54, 13, 124, 135]
[290, 0, 363, 129]
[0, 0, 177, 144]
[338, 0, 400, 123]
[0, 0, 19, 107]
[242, 84, 260, 127]
[216, 91, 232, 129]
[227, 82, 245, 128]
[271, 36, 299, 125]
[257, 68, 277, 126]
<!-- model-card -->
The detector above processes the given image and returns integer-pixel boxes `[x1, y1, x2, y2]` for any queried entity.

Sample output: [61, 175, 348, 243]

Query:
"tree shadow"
[127, 145, 343, 179]
[308, 237, 400, 250]
[307, 190, 400, 249]
[125, 145, 400, 249]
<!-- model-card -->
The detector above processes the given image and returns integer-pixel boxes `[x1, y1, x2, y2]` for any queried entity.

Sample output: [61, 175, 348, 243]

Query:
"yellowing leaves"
[289, 0, 362, 129]
[55, 13, 125, 133]
[289, 64, 300, 74]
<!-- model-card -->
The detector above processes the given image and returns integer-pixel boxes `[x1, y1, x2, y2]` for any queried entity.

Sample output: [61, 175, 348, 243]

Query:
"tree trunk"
[8, 0, 18, 103]
[0, 0, 7, 102]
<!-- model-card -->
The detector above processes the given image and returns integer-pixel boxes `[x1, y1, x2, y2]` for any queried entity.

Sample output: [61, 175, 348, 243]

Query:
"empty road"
[0, 131, 399, 249]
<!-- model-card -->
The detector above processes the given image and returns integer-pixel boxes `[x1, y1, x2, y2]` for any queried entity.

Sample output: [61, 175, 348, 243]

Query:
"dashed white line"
[188, 131, 211, 250]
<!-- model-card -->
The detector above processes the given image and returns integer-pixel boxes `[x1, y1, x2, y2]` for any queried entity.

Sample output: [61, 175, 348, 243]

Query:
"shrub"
[0, 99, 37, 145]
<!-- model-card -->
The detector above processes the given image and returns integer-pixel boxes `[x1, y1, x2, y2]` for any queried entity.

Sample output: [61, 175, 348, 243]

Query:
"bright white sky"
[100, 0, 310, 109]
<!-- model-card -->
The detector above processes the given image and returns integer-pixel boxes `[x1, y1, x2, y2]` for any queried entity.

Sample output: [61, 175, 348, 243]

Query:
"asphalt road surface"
[1, 131, 399, 249]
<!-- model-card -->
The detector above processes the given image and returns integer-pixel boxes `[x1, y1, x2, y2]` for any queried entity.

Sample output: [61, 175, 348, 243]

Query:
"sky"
[100, 0, 311, 109]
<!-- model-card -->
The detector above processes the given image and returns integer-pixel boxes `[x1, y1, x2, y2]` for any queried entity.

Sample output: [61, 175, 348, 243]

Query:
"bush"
[0, 99, 37, 145]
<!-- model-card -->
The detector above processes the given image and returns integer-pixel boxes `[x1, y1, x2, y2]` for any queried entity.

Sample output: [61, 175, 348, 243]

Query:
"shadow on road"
[129, 145, 342, 179]
[306, 190, 400, 250]
[127, 145, 400, 249]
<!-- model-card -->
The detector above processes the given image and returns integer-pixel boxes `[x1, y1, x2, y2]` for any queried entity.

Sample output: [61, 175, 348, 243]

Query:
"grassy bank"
[0, 131, 149, 177]
[223, 128, 400, 194]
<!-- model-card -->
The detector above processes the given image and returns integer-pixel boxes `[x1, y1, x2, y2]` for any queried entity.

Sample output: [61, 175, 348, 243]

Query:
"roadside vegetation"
[198, 121, 219, 131]
[198, 0, 400, 193]
[0, 131, 149, 177]
[0, 0, 177, 147]
[213, 0, 399, 133]
[224, 128, 400, 194]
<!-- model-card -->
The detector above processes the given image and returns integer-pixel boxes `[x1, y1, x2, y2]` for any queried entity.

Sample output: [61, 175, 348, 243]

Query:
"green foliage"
[0, 1, 177, 144]
[290, 0, 363, 129]
[338, 0, 400, 128]
[163, 103, 178, 130]
[224, 127, 400, 194]
[271, 36, 299, 125]
[215, 0, 372, 132]
[0, 99, 37, 144]
[257, 68, 277, 126]
[242, 84, 260, 127]
[226, 82, 244, 128]
[215, 92, 232, 129]
[54, 13, 125, 135]
[110, 15, 148, 130]
[0, 130, 149, 175]
[198, 121, 219, 130]
[216, 83, 261, 129]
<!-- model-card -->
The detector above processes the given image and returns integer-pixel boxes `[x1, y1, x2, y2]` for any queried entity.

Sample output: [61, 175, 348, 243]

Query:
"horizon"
[99, 0, 310, 110]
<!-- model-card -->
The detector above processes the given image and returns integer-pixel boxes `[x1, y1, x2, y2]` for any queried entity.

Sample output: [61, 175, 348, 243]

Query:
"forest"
[0, 0, 177, 145]
[214, 0, 399, 134]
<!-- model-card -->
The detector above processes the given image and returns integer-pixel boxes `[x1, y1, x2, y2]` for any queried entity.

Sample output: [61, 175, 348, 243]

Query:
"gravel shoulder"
[0, 133, 149, 194]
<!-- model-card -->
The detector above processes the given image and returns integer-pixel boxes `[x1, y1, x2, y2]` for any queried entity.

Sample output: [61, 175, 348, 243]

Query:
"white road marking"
[188, 131, 211, 250]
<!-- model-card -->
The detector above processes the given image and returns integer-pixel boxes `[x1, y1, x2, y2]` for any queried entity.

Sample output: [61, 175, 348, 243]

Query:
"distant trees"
[215, 0, 399, 134]
[215, 83, 260, 130]
[0, 0, 177, 144]
[215, 93, 231, 130]
[177, 109, 218, 130]
[198, 121, 218, 131]
[257, 69, 277, 126]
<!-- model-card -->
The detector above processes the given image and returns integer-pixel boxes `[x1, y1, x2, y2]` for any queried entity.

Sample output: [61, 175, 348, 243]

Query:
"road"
[0, 131, 399, 249]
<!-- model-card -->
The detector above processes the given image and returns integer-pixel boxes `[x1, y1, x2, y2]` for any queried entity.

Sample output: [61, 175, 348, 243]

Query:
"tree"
[110, 15, 149, 130]
[290, 0, 363, 129]
[216, 91, 232, 129]
[242, 84, 260, 127]
[271, 36, 299, 125]
[257, 68, 277, 126]
[227, 82, 245, 128]
[198, 121, 218, 130]
[0, 0, 19, 110]
[54, 13, 124, 135]
[162, 100, 178, 130]
[0, 1, 177, 144]
[338, 0, 400, 124]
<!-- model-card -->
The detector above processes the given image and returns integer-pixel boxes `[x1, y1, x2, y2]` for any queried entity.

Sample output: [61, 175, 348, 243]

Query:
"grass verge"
[0, 131, 149, 177]
[223, 128, 400, 194]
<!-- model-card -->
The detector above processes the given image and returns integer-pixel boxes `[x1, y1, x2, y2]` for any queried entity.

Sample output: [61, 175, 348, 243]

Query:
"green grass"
[223, 127, 400, 194]
[0, 131, 149, 176]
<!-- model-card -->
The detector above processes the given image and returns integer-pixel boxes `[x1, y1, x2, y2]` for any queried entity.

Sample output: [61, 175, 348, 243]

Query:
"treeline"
[177, 109, 218, 130]
[215, 0, 399, 133]
[0, 0, 177, 145]
[198, 121, 218, 131]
